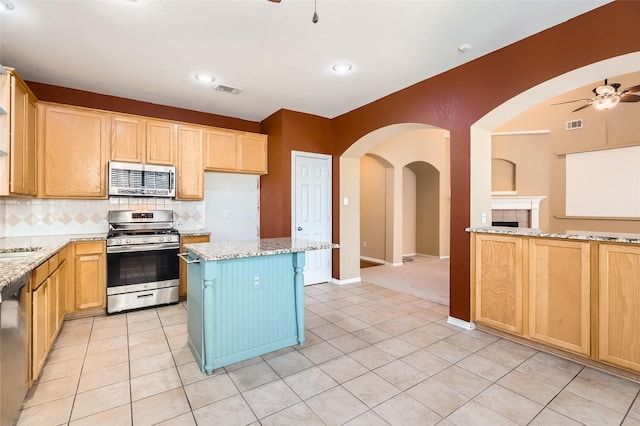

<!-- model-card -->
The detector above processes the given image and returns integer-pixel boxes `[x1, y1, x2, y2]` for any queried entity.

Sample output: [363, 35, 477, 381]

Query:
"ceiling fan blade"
[550, 98, 590, 106]
[622, 84, 640, 94]
[572, 103, 592, 113]
[620, 94, 640, 103]
[268, 0, 281, 2]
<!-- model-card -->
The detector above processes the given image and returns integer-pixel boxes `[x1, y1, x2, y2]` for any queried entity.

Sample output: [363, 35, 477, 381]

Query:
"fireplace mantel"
[491, 195, 546, 228]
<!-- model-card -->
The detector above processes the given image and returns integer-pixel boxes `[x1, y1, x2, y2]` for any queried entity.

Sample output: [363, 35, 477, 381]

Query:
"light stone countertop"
[0, 234, 107, 290]
[466, 227, 640, 244]
[178, 230, 211, 237]
[184, 237, 339, 261]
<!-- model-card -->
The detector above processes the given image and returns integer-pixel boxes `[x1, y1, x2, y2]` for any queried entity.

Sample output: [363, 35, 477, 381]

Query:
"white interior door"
[292, 151, 332, 285]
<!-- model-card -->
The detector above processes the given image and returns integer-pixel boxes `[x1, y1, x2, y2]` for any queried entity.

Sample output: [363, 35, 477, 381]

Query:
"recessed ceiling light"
[332, 63, 352, 74]
[0, 0, 15, 11]
[195, 73, 215, 83]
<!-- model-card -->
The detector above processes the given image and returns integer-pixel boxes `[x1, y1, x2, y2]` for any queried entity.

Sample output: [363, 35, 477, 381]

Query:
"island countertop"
[466, 226, 640, 244]
[184, 237, 339, 261]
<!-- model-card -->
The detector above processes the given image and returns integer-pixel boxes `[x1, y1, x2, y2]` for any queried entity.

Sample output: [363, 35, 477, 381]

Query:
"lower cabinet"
[598, 244, 640, 373]
[473, 234, 524, 335]
[528, 239, 591, 356]
[73, 241, 106, 311]
[179, 234, 210, 298]
[31, 248, 68, 382]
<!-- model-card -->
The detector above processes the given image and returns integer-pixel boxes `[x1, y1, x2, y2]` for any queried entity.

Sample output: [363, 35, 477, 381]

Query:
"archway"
[339, 123, 450, 283]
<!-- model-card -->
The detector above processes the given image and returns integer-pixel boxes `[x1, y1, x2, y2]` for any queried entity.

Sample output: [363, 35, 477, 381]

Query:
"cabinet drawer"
[74, 241, 104, 255]
[48, 253, 60, 271]
[33, 262, 49, 290]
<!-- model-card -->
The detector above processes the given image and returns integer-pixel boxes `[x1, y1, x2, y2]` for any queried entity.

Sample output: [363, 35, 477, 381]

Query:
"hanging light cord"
[312, 0, 319, 23]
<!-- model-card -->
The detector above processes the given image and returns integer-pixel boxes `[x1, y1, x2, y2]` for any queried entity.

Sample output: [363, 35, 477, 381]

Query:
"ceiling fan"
[268, 0, 319, 23]
[551, 79, 640, 112]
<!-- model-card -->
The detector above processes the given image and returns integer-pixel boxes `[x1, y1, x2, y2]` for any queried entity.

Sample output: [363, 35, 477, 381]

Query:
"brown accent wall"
[330, 2, 640, 321]
[259, 109, 332, 238]
[27, 81, 260, 132]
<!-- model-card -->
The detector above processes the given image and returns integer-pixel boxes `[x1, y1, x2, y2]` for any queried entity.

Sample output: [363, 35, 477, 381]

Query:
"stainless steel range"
[107, 210, 180, 314]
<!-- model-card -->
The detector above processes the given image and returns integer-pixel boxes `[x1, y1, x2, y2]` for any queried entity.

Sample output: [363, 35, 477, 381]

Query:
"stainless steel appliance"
[108, 161, 176, 197]
[107, 210, 180, 314]
[0, 272, 30, 426]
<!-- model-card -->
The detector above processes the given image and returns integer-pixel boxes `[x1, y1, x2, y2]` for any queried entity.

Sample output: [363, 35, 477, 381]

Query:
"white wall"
[204, 172, 259, 241]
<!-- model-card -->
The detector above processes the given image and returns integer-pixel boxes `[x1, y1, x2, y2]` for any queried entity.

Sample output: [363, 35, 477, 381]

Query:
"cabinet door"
[529, 239, 590, 355]
[146, 120, 175, 165]
[599, 244, 640, 373]
[40, 104, 108, 198]
[179, 235, 210, 297]
[32, 281, 48, 381]
[57, 260, 67, 329]
[110, 114, 145, 163]
[238, 133, 267, 174]
[205, 129, 237, 171]
[474, 234, 524, 334]
[74, 241, 106, 310]
[46, 272, 59, 348]
[176, 125, 204, 200]
[9, 76, 37, 195]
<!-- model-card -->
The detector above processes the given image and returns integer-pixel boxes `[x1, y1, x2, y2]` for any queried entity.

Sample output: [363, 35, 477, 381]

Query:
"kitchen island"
[182, 237, 338, 374]
[468, 226, 640, 377]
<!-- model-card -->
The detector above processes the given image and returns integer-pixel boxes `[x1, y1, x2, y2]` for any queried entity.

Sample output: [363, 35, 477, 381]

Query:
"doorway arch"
[339, 123, 450, 282]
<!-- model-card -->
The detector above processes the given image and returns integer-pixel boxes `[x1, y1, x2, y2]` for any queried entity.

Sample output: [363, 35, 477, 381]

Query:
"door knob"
[297, 226, 303, 231]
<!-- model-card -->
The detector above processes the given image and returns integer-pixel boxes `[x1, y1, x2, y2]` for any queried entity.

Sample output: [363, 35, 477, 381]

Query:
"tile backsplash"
[0, 197, 205, 237]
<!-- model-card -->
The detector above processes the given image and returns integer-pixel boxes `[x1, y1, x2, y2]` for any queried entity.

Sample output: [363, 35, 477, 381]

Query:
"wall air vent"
[566, 119, 583, 131]
[214, 84, 242, 95]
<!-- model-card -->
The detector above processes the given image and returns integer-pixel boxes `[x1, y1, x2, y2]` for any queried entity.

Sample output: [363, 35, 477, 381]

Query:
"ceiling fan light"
[593, 95, 620, 111]
[0, 0, 15, 11]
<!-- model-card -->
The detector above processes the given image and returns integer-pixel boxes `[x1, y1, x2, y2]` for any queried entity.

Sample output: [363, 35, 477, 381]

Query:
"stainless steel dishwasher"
[1, 272, 30, 426]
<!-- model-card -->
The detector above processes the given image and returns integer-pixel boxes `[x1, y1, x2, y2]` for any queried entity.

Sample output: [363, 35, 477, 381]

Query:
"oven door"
[107, 242, 180, 295]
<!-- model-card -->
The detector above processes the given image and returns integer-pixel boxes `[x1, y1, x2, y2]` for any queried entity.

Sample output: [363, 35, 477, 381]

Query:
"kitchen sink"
[0, 249, 41, 260]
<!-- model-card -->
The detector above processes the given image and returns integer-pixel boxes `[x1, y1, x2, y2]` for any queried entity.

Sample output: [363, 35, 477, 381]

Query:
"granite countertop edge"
[178, 230, 211, 237]
[184, 237, 339, 261]
[0, 234, 107, 290]
[466, 227, 640, 244]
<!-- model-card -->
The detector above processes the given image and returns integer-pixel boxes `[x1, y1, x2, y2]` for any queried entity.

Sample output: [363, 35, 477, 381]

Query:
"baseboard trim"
[360, 256, 385, 265]
[332, 277, 362, 285]
[447, 316, 476, 330]
[386, 262, 404, 267]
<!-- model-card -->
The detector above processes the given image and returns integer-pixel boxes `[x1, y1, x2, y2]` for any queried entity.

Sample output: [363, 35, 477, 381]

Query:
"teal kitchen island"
[181, 237, 338, 375]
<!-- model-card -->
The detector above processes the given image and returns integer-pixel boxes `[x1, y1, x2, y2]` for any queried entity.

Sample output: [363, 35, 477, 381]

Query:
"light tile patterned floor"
[17, 282, 640, 426]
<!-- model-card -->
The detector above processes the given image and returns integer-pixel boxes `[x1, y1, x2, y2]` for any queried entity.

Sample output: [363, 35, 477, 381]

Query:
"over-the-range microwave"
[108, 161, 176, 198]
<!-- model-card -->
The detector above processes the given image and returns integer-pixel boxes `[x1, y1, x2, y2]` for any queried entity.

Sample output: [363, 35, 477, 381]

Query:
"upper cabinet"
[39, 103, 108, 198]
[0, 67, 38, 197]
[110, 115, 176, 166]
[205, 128, 267, 174]
[176, 124, 204, 200]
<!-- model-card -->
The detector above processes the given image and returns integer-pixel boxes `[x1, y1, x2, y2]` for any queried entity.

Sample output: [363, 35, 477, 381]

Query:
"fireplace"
[491, 196, 546, 228]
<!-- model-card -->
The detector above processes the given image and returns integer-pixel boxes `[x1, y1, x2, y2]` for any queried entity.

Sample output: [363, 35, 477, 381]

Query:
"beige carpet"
[359, 255, 449, 306]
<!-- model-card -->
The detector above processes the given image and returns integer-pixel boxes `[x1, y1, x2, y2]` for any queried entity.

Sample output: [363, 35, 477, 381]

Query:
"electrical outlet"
[481, 212, 487, 224]
[253, 274, 260, 288]
[363, 241, 367, 247]
[224, 210, 231, 218]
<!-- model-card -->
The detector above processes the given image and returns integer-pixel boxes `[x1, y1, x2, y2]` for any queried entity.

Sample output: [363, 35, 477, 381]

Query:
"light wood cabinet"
[179, 234, 210, 298]
[473, 234, 524, 334]
[73, 241, 106, 311]
[205, 128, 267, 174]
[176, 125, 204, 200]
[110, 115, 176, 166]
[31, 276, 47, 381]
[528, 239, 590, 355]
[39, 103, 108, 198]
[0, 68, 37, 196]
[110, 114, 145, 163]
[146, 120, 175, 165]
[598, 244, 640, 373]
[31, 248, 67, 381]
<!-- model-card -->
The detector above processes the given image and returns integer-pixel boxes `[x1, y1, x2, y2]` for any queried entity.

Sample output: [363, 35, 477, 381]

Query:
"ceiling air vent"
[214, 84, 242, 95]
[566, 119, 583, 131]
